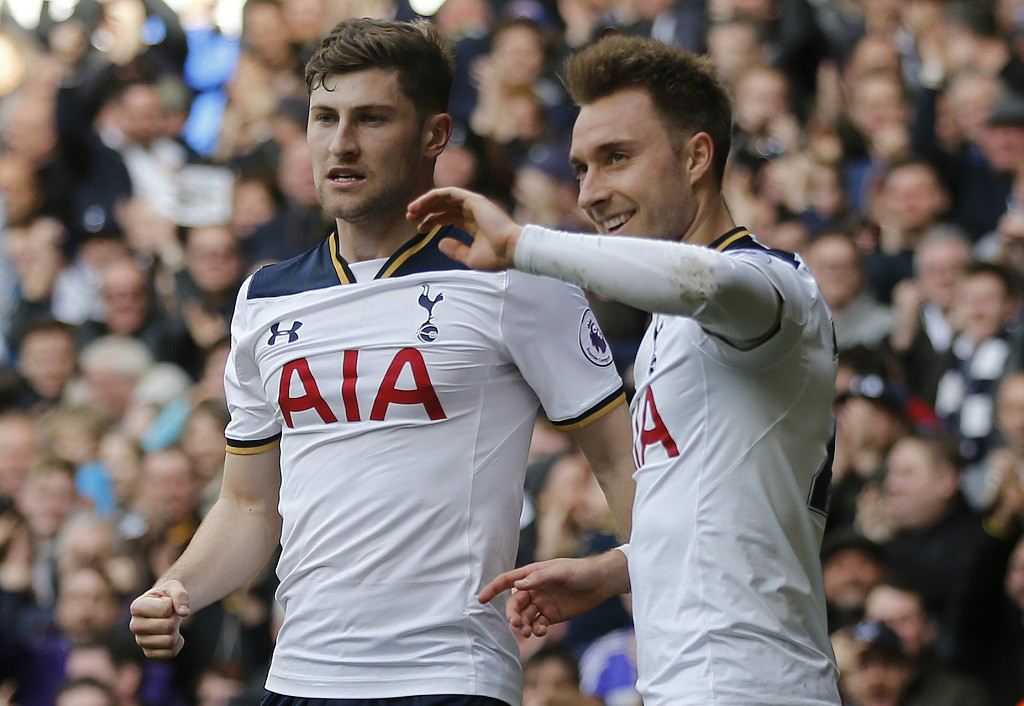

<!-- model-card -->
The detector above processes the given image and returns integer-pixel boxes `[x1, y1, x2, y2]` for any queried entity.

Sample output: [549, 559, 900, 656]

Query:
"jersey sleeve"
[224, 275, 282, 454]
[500, 271, 625, 430]
[706, 249, 832, 368]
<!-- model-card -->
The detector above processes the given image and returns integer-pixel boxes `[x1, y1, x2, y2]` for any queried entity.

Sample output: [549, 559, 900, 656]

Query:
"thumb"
[438, 237, 472, 265]
[166, 582, 190, 616]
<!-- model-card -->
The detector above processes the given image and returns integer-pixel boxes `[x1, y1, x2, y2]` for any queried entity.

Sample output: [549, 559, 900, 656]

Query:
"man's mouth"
[327, 167, 366, 184]
[598, 211, 635, 233]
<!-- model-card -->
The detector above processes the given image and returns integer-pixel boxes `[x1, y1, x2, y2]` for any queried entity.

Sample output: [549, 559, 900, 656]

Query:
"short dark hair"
[74, 632, 145, 669]
[882, 156, 947, 191]
[524, 643, 581, 685]
[963, 259, 1022, 299]
[899, 432, 964, 473]
[305, 19, 454, 118]
[19, 318, 75, 346]
[565, 36, 733, 184]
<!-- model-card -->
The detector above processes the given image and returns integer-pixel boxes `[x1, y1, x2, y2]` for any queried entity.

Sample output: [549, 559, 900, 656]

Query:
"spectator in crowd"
[242, 139, 332, 267]
[76, 336, 154, 429]
[123, 362, 194, 451]
[54, 514, 133, 595]
[2, 168, 94, 341]
[980, 371, 1024, 528]
[832, 374, 913, 532]
[196, 661, 249, 706]
[78, 256, 195, 369]
[470, 18, 562, 162]
[802, 159, 861, 239]
[173, 225, 244, 350]
[839, 619, 917, 706]
[20, 457, 78, 608]
[53, 66, 135, 243]
[63, 633, 147, 706]
[181, 399, 229, 515]
[43, 405, 114, 517]
[135, 448, 200, 579]
[230, 170, 284, 246]
[521, 644, 600, 706]
[705, 17, 765, 89]
[15, 319, 77, 414]
[805, 230, 894, 351]
[864, 581, 990, 706]
[878, 434, 1000, 664]
[868, 158, 963, 304]
[843, 70, 913, 215]
[0, 412, 40, 499]
[0, 87, 75, 231]
[6, 564, 123, 706]
[822, 528, 887, 633]
[54, 677, 116, 706]
[102, 77, 192, 221]
[730, 66, 800, 175]
[933, 261, 1022, 465]
[240, 0, 303, 89]
[887, 232, 971, 404]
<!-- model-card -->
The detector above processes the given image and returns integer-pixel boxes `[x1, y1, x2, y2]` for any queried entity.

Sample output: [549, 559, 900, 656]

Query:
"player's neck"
[680, 194, 737, 248]
[335, 212, 423, 262]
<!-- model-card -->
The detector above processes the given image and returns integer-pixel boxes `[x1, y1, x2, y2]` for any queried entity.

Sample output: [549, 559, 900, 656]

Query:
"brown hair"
[962, 259, 1022, 299]
[565, 36, 733, 184]
[305, 18, 454, 118]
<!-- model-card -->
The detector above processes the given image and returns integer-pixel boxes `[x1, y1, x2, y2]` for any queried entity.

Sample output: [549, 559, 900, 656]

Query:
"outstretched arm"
[130, 447, 282, 658]
[409, 187, 781, 347]
[479, 549, 630, 637]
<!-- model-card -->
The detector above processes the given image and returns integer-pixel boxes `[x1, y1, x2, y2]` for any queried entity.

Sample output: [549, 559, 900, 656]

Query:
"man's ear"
[686, 131, 714, 186]
[424, 113, 453, 159]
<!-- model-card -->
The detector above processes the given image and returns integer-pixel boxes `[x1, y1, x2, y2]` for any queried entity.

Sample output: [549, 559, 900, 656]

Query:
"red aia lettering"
[279, 358, 339, 428]
[371, 348, 446, 421]
[638, 386, 678, 463]
[341, 349, 360, 422]
[278, 349, 446, 426]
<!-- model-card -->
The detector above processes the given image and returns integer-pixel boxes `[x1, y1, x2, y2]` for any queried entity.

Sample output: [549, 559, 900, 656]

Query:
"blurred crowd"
[1, 0, 1024, 705]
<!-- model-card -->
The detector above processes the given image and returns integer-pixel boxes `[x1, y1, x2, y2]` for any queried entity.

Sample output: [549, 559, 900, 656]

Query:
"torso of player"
[626, 236, 841, 706]
[224, 227, 623, 700]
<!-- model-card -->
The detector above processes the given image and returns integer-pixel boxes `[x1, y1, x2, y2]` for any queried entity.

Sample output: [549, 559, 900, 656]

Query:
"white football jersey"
[223, 227, 624, 703]
[628, 229, 840, 706]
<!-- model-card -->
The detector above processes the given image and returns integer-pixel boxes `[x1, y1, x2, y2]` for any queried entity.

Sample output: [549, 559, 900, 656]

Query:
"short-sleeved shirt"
[224, 226, 624, 703]
[628, 229, 841, 706]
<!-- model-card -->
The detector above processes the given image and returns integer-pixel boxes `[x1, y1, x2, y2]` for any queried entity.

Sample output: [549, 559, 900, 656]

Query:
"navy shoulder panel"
[385, 225, 473, 278]
[247, 239, 341, 299]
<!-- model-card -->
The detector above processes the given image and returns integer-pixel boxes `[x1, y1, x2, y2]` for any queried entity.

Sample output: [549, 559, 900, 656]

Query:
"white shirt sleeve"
[500, 271, 625, 429]
[514, 225, 781, 347]
[224, 275, 282, 453]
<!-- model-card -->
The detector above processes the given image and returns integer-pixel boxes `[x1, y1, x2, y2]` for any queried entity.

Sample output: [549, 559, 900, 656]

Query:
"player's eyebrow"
[570, 139, 640, 166]
[308, 103, 399, 115]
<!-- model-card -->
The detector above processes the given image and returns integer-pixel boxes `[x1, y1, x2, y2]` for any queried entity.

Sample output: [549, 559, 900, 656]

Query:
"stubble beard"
[319, 172, 420, 226]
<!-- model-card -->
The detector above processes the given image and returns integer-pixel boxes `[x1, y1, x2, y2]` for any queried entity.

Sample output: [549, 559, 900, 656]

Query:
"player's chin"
[325, 200, 373, 223]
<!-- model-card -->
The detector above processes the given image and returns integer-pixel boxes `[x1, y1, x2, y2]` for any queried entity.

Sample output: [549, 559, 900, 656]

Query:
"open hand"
[407, 187, 523, 272]
[478, 552, 629, 638]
